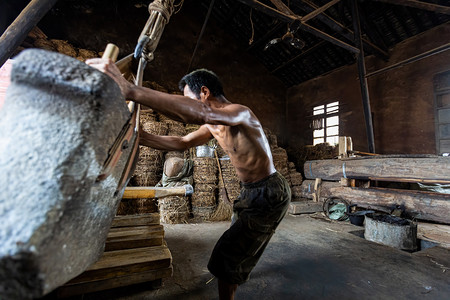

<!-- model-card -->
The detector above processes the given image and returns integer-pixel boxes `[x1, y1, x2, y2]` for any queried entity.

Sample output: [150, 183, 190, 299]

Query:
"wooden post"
[351, 0, 375, 153]
[0, 0, 59, 68]
[312, 178, 322, 202]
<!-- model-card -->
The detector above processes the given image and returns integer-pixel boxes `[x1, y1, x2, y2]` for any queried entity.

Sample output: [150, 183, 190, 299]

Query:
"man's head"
[178, 68, 224, 100]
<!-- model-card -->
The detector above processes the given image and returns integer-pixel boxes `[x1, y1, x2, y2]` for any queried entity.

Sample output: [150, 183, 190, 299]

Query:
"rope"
[249, 8, 254, 45]
[148, 0, 174, 22]
[186, 0, 215, 73]
[173, 0, 184, 14]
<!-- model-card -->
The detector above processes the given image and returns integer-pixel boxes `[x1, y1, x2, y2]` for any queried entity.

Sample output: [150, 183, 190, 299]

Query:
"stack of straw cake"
[192, 157, 218, 221]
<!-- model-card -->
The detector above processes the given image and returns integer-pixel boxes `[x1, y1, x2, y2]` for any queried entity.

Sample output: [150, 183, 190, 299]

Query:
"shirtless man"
[87, 59, 291, 300]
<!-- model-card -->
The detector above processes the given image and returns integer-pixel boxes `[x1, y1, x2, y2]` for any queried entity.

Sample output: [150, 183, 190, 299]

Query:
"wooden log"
[0, 0, 58, 67]
[111, 213, 160, 228]
[332, 187, 449, 224]
[417, 222, 450, 249]
[300, 179, 450, 224]
[304, 156, 450, 182]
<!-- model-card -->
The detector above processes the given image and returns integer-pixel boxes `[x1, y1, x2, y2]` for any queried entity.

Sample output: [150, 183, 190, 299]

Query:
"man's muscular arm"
[140, 125, 213, 151]
[86, 58, 253, 127]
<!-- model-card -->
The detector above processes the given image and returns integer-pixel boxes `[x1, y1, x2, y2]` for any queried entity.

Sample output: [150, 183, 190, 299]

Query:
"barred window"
[312, 101, 339, 146]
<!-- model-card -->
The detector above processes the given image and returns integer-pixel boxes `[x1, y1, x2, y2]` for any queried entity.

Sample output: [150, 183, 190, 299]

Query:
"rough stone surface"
[0, 49, 132, 299]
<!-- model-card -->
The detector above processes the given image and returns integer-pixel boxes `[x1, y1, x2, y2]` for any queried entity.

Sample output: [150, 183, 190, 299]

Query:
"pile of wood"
[192, 157, 218, 221]
[56, 213, 172, 297]
[296, 155, 450, 249]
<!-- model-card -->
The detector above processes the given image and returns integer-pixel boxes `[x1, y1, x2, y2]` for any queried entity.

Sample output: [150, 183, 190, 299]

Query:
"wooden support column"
[0, 0, 59, 68]
[351, 0, 375, 153]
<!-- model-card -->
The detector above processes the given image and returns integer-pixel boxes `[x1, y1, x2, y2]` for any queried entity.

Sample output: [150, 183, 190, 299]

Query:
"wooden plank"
[288, 201, 323, 214]
[304, 156, 450, 181]
[57, 266, 173, 297]
[111, 213, 160, 227]
[66, 245, 172, 284]
[417, 222, 450, 249]
[105, 225, 164, 251]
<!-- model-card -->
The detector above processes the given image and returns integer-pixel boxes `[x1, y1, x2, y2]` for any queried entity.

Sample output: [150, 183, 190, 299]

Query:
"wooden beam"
[304, 156, 450, 182]
[268, 0, 295, 16]
[351, 0, 375, 153]
[0, 0, 59, 68]
[297, 0, 388, 59]
[237, 0, 360, 53]
[369, 0, 450, 15]
[366, 43, 450, 78]
[302, 0, 342, 22]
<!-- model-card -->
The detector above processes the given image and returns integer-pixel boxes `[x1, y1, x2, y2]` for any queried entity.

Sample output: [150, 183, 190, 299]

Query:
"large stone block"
[0, 49, 133, 299]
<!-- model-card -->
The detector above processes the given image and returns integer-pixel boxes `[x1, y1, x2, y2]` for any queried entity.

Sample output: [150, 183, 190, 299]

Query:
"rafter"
[368, 0, 450, 15]
[299, 0, 388, 59]
[236, 0, 360, 53]
[302, 0, 342, 22]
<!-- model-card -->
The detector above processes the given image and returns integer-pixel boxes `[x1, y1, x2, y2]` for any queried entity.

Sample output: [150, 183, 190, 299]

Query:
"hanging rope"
[186, 0, 216, 73]
[173, 0, 184, 14]
[249, 8, 254, 45]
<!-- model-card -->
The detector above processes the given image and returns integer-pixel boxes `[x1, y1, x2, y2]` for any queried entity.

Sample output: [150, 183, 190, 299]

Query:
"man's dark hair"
[178, 68, 224, 98]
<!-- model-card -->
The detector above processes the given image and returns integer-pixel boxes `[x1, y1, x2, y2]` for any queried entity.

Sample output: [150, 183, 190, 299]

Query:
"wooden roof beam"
[299, 0, 389, 59]
[236, 0, 360, 54]
[368, 0, 450, 15]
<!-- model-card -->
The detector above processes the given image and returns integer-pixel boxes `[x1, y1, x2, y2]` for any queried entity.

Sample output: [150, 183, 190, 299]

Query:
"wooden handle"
[122, 186, 190, 199]
[102, 43, 119, 62]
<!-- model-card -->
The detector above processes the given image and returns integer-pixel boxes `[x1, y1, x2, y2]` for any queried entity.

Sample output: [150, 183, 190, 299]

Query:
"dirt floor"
[58, 213, 449, 300]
